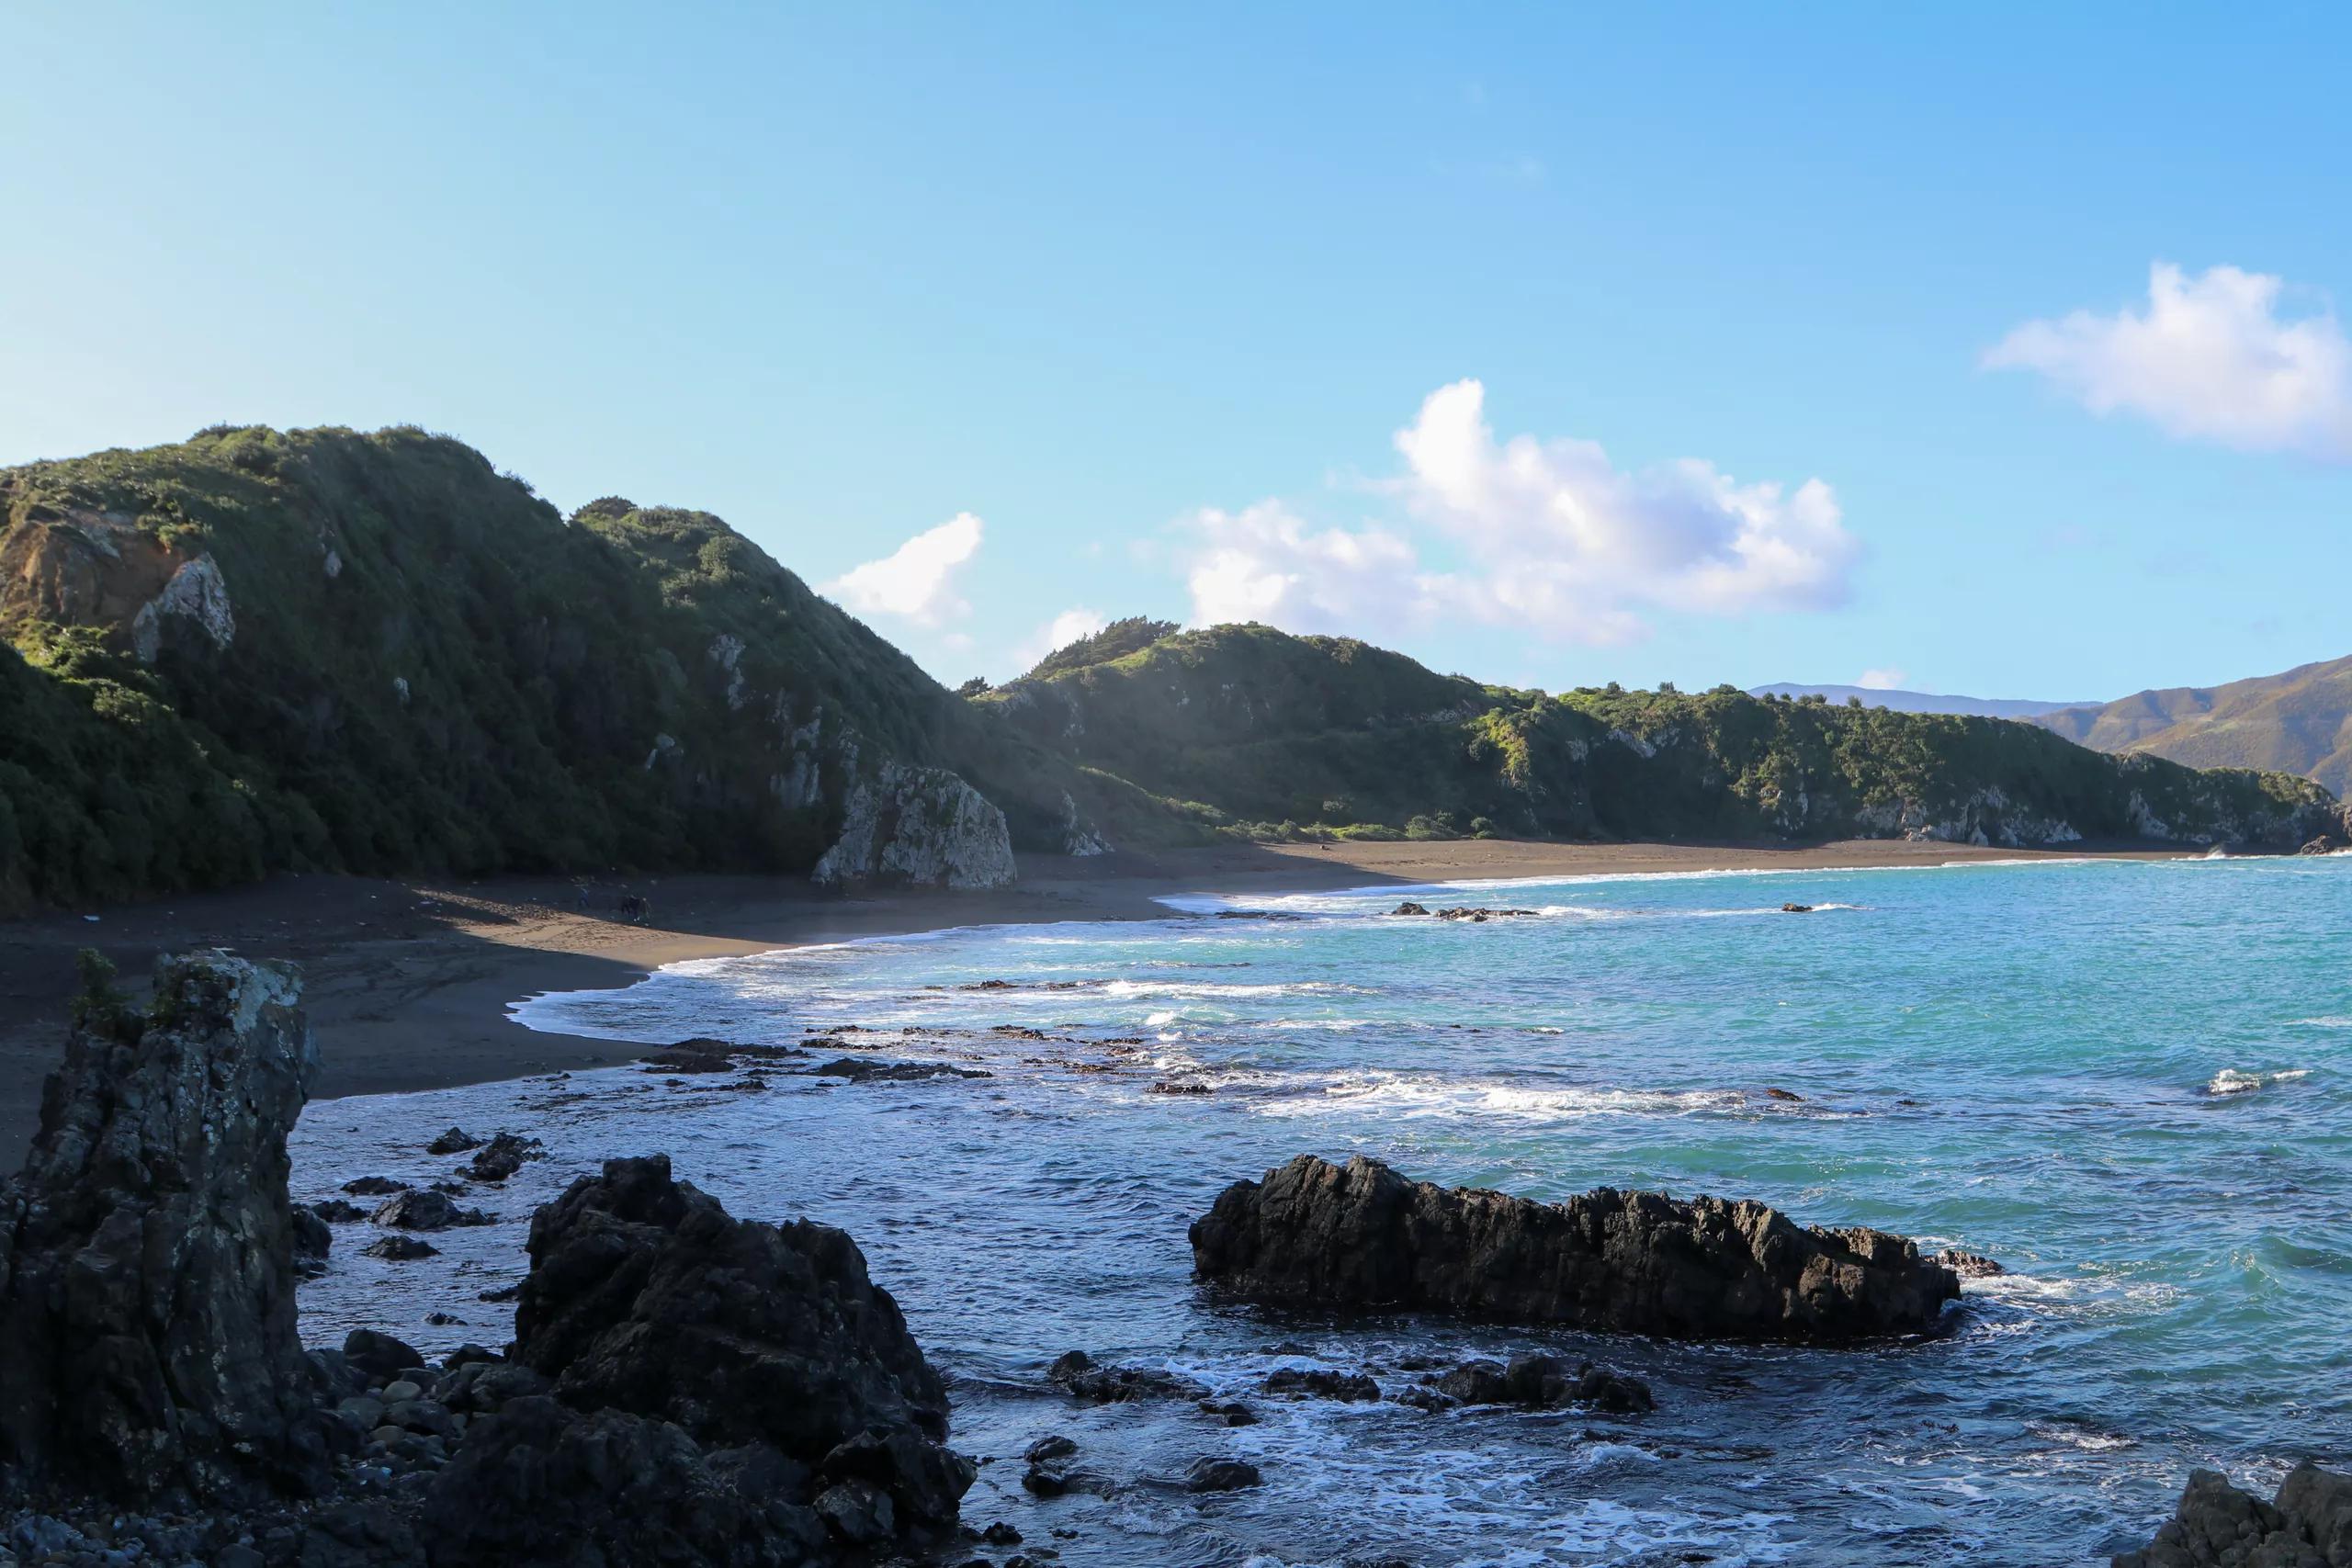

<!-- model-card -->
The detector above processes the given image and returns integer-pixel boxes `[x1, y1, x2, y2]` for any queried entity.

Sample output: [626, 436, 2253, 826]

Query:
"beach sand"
[0, 837, 2180, 1163]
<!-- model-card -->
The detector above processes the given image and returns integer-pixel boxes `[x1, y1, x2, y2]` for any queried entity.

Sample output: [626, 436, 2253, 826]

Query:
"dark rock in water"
[809, 1055, 990, 1082]
[1433, 906, 1537, 921]
[464, 1131, 546, 1183]
[1780, 903, 1815, 914]
[344, 1329, 424, 1384]
[2299, 834, 2345, 856]
[2111, 1462, 2352, 1566]
[343, 1175, 410, 1197]
[1025, 1435, 1079, 1463]
[1149, 1079, 1213, 1096]
[1047, 1349, 1207, 1404]
[983, 1519, 1023, 1544]
[370, 1188, 495, 1231]
[1199, 1399, 1259, 1427]
[1428, 1354, 1654, 1414]
[1023, 1463, 1076, 1497]
[426, 1126, 484, 1155]
[1390, 902, 1431, 916]
[641, 1038, 742, 1074]
[312, 1198, 368, 1224]
[1190, 1155, 1960, 1343]
[511, 1154, 972, 1549]
[1264, 1367, 1380, 1402]
[424, 1311, 466, 1326]
[293, 1205, 334, 1276]
[1764, 1086, 1805, 1101]
[1934, 1248, 2007, 1279]
[424, 1394, 826, 1566]
[477, 1281, 523, 1303]
[1184, 1457, 1262, 1492]
[0, 952, 339, 1502]
[361, 1235, 440, 1261]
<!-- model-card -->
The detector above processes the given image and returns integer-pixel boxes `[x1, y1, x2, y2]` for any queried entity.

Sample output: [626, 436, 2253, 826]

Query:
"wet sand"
[0, 837, 2182, 1163]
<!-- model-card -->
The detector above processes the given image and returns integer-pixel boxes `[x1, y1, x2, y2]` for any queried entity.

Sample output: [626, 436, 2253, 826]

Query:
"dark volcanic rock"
[2112, 1463, 2352, 1566]
[1190, 1155, 1960, 1343]
[1427, 1354, 1654, 1414]
[426, 1126, 485, 1155]
[0, 953, 337, 1502]
[425, 1395, 825, 1567]
[311, 1198, 368, 1224]
[292, 1206, 334, 1277]
[1264, 1367, 1380, 1402]
[344, 1329, 424, 1384]
[808, 1055, 989, 1082]
[511, 1154, 972, 1546]
[1184, 1457, 1262, 1492]
[464, 1131, 546, 1183]
[1934, 1248, 2007, 1280]
[361, 1235, 440, 1261]
[370, 1189, 495, 1231]
[342, 1176, 410, 1197]
[1047, 1350, 1208, 1404]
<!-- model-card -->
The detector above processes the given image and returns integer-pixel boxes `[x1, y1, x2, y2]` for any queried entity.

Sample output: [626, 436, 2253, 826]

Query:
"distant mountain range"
[1747, 684, 2097, 720]
[2035, 657, 2352, 798]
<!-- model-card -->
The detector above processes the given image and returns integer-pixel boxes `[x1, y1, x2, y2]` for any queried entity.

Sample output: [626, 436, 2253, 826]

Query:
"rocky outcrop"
[2112, 1464, 2352, 1567]
[508, 1154, 972, 1554]
[1191, 1155, 1961, 1343]
[812, 761, 1017, 890]
[0, 953, 337, 1502]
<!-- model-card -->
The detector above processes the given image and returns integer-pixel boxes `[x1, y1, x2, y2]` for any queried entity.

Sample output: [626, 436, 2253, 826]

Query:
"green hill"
[982, 623, 2345, 850]
[0, 424, 1140, 914]
[3, 425, 2341, 917]
[2036, 656, 2352, 796]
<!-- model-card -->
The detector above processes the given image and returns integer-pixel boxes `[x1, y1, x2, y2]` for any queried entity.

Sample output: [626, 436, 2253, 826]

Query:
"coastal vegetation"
[2, 424, 2341, 915]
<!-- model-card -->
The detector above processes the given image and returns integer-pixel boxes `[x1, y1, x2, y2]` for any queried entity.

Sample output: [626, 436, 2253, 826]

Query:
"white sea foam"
[1252, 1074, 1749, 1123]
[2204, 1067, 2307, 1095]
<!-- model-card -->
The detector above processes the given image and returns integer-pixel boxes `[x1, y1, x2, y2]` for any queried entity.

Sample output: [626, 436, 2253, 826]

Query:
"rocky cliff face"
[812, 761, 1017, 889]
[1191, 1155, 1962, 1343]
[0, 953, 337, 1502]
[2113, 1463, 2352, 1566]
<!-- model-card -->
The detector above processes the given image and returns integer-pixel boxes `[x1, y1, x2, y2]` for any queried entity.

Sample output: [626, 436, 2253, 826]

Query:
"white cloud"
[823, 512, 983, 626]
[1857, 667, 1906, 690]
[1183, 501, 1432, 634]
[1011, 606, 1108, 671]
[1985, 263, 2352, 457]
[1175, 383, 1857, 646]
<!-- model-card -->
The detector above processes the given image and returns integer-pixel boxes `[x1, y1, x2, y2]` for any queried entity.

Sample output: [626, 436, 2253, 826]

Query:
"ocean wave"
[1252, 1074, 1752, 1123]
[2206, 1067, 2307, 1095]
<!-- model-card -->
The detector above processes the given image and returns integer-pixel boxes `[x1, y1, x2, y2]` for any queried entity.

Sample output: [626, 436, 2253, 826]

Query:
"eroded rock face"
[1190, 1155, 1961, 1343]
[2112, 1464, 2352, 1567]
[511, 1155, 973, 1551]
[0, 953, 335, 1501]
[812, 761, 1016, 890]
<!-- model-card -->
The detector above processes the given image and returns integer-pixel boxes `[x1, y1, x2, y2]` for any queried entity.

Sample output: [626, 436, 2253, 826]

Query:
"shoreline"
[0, 837, 2190, 1162]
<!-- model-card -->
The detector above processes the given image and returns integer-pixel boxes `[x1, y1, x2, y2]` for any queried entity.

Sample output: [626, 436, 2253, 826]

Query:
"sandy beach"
[0, 836, 2185, 1164]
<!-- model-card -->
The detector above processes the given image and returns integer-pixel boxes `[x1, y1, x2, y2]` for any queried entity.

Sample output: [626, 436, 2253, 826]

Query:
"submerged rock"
[1264, 1367, 1380, 1402]
[1184, 1457, 1262, 1492]
[1425, 1355, 1654, 1415]
[2112, 1463, 2352, 1566]
[1047, 1350, 1208, 1404]
[510, 1154, 973, 1550]
[808, 1056, 989, 1083]
[0, 953, 337, 1502]
[370, 1189, 495, 1231]
[1190, 1155, 1962, 1343]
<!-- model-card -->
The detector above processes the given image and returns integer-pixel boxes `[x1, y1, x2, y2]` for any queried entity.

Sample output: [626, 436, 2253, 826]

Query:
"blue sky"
[6, 4, 2349, 700]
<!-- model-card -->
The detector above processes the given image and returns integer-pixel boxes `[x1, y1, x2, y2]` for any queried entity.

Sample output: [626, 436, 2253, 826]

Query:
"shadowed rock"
[2112, 1463, 2352, 1566]
[0, 953, 339, 1501]
[1190, 1155, 1961, 1343]
[509, 1154, 972, 1550]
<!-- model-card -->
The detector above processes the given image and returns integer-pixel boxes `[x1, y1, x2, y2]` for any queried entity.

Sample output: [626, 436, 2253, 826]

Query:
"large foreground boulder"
[2113, 1464, 2352, 1567]
[1191, 1155, 1960, 1342]
[506, 1154, 972, 1551]
[0, 953, 336, 1501]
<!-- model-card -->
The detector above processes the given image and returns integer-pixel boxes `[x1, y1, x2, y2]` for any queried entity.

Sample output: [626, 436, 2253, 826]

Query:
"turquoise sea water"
[293, 854, 2352, 1565]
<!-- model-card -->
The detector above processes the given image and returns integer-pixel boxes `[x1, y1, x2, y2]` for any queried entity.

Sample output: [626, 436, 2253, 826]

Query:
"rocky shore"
[1190, 1153, 1962, 1342]
[0, 953, 971, 1566]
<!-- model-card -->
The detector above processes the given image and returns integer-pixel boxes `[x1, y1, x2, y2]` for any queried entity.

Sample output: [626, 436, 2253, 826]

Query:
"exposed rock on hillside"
[1191, 1155, 1960, 1343]
[2112, 1463, 2352, 1566]
[812, 760, 1017, 889]
[511, 1154, 973, 1553]
[0, 953, 335, 1501]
